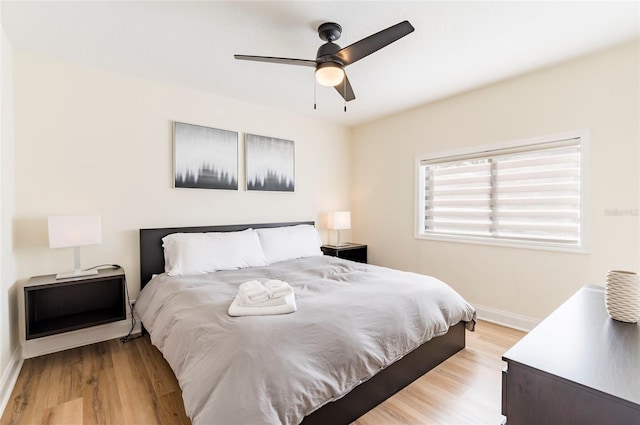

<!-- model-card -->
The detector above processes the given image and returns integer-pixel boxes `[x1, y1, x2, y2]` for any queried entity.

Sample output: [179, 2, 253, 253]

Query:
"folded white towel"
[265, 279, 293, 299]
[238, 280, 269, 304]
[238, 294, 286, 308]
[228, 293, 297, 317]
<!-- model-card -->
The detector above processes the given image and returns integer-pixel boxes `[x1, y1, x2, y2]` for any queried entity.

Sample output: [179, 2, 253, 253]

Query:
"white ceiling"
[2, 1, 639, 127]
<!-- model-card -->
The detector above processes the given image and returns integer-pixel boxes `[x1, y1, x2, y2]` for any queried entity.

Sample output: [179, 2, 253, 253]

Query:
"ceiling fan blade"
[334, 21, 414, 66]
[234, 55, 317, 67]
[334, 74, 356, 102]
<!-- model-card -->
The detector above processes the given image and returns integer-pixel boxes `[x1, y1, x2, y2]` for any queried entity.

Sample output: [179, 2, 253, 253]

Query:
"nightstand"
[321, 243, 367, 264]
[24, 267, 127, 340]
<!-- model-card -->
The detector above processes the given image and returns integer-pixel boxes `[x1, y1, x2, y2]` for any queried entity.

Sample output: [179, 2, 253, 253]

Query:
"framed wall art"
[245, 133, 295, 192]
[173, 122, 238, 190]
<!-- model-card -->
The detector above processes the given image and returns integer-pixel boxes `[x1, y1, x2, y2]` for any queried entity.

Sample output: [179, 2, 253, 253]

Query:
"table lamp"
[327, 211, 351, 247]
[48, 215, 102, 279]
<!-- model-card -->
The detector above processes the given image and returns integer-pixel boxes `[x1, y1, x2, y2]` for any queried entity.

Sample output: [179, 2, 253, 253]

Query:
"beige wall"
[351, 41, 640, 321]
[1, 23, 18, 388]
[12, 50, 351, 299]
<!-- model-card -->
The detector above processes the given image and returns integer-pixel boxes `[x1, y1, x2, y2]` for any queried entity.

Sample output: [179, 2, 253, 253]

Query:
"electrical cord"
[84, 264, 141, 343]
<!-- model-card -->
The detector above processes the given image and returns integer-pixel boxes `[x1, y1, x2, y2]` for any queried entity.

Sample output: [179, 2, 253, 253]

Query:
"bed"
[137, 221, 476, 425]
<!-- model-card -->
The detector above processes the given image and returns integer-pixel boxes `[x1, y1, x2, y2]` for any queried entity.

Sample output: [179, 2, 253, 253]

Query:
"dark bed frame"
[139, 221, 466, 425]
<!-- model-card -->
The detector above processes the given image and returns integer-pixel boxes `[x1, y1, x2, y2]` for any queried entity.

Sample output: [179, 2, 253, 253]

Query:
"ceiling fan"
[234, 20, 415, 106]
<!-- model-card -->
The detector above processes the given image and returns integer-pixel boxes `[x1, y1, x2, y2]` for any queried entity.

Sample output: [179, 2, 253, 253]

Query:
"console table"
[502, 285, 640, 424]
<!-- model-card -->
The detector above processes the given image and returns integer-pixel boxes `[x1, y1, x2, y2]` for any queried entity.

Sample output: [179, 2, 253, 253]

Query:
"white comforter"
[135, 255, 476, 425]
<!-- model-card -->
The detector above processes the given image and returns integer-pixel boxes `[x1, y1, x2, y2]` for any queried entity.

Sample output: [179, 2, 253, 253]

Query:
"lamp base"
[56, 269, 98, 280]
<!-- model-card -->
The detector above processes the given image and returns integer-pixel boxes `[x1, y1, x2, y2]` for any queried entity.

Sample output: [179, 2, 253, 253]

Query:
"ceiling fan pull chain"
[314, 74, 317, 110]
[344, 79, 347, 112]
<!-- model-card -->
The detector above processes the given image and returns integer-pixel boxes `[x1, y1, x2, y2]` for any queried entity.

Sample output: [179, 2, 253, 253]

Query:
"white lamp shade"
[328, 211, 351, 230]
[315, 63, 345, 87]
[48, 215, 102, 248]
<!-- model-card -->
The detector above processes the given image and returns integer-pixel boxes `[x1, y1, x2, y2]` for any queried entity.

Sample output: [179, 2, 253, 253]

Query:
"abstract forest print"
[245, 134, 294, 192]
[174, 122, 238, 190]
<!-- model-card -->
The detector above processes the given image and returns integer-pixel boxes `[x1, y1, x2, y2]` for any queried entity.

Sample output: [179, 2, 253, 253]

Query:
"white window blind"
[417, 133, 586, 251]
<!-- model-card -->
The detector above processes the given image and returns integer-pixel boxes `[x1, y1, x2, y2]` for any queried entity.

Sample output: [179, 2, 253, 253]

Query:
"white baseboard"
[474, 304, 540, 332]
[0, 345, 23, 417]
[22, 319, 141, 359]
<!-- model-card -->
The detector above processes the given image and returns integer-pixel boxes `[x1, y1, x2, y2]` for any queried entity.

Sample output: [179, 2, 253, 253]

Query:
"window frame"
[415, 129, 589, 253]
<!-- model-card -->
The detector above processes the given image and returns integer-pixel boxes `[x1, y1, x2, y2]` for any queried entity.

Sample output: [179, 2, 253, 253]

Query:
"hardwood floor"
[1, 337, 189, 425]
[1, 320, 524, 425]
[354, 321, 525, 425]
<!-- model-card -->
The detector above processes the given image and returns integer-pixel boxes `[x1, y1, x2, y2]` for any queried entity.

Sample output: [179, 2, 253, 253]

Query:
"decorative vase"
[605, 270, 640, 323]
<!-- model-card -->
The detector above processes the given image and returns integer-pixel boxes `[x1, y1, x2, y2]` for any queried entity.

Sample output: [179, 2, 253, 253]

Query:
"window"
[416, 130, 588, 252]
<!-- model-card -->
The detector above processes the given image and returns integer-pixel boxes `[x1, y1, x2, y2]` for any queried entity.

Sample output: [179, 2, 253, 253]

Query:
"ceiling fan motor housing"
[316, 42, 343, 65]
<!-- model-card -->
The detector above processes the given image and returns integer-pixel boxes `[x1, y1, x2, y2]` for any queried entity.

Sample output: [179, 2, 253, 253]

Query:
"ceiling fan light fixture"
[315, 62, 345, 87]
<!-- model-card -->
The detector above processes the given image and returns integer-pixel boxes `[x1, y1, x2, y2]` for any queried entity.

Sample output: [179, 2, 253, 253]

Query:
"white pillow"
[162, 229, 269, 276]
[256, 225, 322, 264]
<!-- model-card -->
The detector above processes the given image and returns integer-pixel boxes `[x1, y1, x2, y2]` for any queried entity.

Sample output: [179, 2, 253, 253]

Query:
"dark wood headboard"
[139, 221, 314, 288]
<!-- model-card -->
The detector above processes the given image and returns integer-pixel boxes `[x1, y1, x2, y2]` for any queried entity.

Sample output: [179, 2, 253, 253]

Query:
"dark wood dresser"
[502, 285, 640, 425]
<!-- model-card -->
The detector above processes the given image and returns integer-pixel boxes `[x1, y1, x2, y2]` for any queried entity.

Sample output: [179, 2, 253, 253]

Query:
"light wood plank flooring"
[1, 320, 524, 425]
